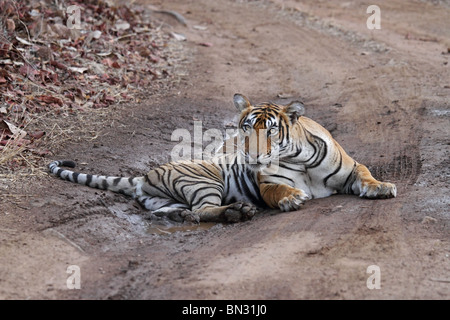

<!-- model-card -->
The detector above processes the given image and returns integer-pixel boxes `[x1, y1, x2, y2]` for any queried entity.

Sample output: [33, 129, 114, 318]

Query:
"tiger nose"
[247, 142, 260, 159]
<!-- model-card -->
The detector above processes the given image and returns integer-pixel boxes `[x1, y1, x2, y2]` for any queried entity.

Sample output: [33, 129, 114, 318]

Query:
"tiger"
[48, 93, 396, 223]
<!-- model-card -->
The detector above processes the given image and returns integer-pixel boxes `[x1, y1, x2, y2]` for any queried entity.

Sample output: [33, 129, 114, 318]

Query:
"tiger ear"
[284, 101, 305, 124]
[233, 94, 252, 112]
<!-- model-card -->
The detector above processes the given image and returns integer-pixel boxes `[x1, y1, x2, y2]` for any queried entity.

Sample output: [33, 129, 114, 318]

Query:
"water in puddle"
[147, 222, 217, 235]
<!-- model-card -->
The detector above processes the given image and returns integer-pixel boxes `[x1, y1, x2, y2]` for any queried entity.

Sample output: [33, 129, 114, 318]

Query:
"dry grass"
[0, 106, 112, 178]
[0, 111, 106, 212]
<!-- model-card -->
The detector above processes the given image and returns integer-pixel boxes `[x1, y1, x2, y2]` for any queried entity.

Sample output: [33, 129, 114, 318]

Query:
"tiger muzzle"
[245, 131, 272, 164]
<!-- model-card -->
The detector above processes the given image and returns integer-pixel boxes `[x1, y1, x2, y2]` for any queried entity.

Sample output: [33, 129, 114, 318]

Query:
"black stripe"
[113, 177, 122, 186]
[307, 135, 327, 168]
[304, 140, 317, 163]
[239, 177, 253, 200]
[172, 166, 196, 182]
[192, 193, 222, 208]
[265, 174, 295, 185]
[176, 178, 198, 202]
[175, 163, 203, 179]
[342, 161, 357, 194]
[191, 187, 221, 207]
[64, 172, 72, 181]
[155, 167, 162, 181]
[290, 146, 302, 158]
[198, 163, 222, 183]
[231, 165, 242, 194]
[85, 174, 93, 186]
[323, 151, 343, 186]
[168, 169, 184, 201]
[72, 172, 79, 183]
[279, 123, 284, 141]
[239, 175, 264, 206]
[178, 163, 221, 184]
[278, 162, 306, 173]
[198, 200, 221, 208]
[101, 178, 108, 190]
[159, 168, 174, 196]
[154, 184, 171, 198]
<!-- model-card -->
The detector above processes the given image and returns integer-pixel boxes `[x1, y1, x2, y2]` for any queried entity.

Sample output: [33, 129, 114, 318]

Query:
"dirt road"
[0, 0, 449, 300]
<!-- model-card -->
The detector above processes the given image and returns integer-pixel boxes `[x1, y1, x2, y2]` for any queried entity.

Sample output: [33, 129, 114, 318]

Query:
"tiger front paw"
[180, 210, 201, 224]
[224, 201, 257, 222]
[360, 181, 397, 199]
[278, 189, 310, 212]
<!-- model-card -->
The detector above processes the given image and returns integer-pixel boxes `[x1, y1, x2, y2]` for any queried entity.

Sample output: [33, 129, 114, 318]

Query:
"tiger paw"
[360, 181, 397, 199]
[180, 210, 200, 224]
[224, 201, 256, 223]
[278, 189, 310, 212]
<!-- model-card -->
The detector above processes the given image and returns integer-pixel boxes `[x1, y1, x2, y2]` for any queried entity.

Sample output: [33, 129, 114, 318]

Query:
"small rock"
[170, 32, 186, 41]
[421, 216, 437, 224]
[277, 93, 293, 99]
[128, 260, 139, 269]
[193, 25, 208, 31]
[114, 20, 130, 31]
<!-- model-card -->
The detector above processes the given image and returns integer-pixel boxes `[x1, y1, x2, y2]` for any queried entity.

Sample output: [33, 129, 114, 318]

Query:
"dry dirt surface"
[0, 0, 449, 300]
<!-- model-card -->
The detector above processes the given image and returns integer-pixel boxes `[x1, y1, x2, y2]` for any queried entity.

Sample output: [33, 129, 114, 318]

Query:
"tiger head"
[233, 93, 305, 166]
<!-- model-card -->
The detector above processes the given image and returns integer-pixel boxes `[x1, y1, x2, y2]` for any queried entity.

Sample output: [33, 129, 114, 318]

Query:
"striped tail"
[48, 160, 143, 197]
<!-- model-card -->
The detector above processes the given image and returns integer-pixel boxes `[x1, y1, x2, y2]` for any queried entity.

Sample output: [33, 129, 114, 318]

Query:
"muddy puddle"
[107, 202, 219, 236]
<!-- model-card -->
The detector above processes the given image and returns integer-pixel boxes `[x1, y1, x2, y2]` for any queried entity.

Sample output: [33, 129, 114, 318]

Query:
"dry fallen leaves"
[0, 0, 183, 169]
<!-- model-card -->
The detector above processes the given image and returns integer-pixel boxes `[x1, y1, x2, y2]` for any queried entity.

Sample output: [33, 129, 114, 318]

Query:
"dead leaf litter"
[0, 0, 185, 172]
